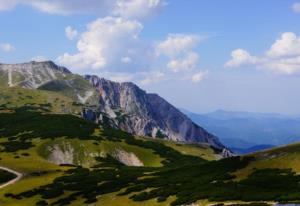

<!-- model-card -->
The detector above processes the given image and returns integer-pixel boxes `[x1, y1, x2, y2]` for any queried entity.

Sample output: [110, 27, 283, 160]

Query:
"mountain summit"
[85, 75, 224, 149]
[0, 61, 225, 150]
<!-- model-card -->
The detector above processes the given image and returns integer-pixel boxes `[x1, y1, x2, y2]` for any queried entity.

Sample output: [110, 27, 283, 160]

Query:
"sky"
[1, 0, 300, 115]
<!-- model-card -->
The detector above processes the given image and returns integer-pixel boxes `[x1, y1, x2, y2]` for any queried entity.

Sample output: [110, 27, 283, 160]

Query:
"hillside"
[1, 96, 300, 205]
[0, 104, 222, 206]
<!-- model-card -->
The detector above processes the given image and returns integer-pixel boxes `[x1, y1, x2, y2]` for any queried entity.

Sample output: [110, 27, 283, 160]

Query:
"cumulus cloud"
[90, 70, 164, 85]
[139, 71, 165, 85]
[155, 34, 204, 74]
[292, 2, 300, 13]
[156, 34, 199, 57]
[121, 56, 132, 64]
[57, 17, 143, 71]
[266, 32, 300, 57]
[167, 52, 199, 72]
[31, 55, 49, 62]
[191, 71, 208, 83]
[65, 26, 78, 40]
[0, 0, 113, 15]
[225, 32, 300, 74]
[0, 0, 166, 19]
[0, 43, 15, 52]
[225, 49, 258, 67]
[99, 71, 135, 82]
[114, 0, 166, 19]
[0, 0, 18, 11]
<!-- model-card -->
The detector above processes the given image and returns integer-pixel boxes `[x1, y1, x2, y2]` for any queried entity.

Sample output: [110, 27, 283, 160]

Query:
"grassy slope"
[37, 74, 99, 105]
[154, 139, 219, 161]
[0, 87, 81, 114]
[234, 142, 300, 180]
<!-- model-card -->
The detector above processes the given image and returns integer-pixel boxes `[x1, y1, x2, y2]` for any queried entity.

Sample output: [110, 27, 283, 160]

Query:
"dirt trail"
[0, 166, 23, 189]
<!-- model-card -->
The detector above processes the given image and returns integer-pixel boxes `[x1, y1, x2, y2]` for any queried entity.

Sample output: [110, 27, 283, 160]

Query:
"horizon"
[1, 0, 300, 115]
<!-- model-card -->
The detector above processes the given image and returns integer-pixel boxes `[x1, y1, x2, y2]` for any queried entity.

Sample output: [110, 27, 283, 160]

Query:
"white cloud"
[226, 32, 300, 75]
[155, 34, 204, 76]
[31, 55, 49, 62]
[0, 43, 15, 52]
[0, 0, 166, 19]
[0, 0, 18, 11]
[191, 71, 208, 83]
[266, 32, 300, 57]
[167, 52, 199, 72]
[114, 0, 166, 19]
[65, 26, 78, 40]
[225, 49, 258, 67]
[139, 71, 164, 85]
[99, 71, 135, 82]
[0, 0, 113, 15]
[57, 17, 143, 71]
[121, 56, 132, 64]
[94, 70, 164, 85]
[292, 2, 300, 13]
[156, 34, 199, 57]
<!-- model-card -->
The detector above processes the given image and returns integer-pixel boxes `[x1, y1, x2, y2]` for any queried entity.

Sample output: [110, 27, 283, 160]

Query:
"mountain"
[230, 144, 274, 154]
[0, 61, 70, 88]
[0, 61, 225, 150]
[184, 109, 300, 149]
[198, 109, 294, 120]
[84, 75, 224, 149]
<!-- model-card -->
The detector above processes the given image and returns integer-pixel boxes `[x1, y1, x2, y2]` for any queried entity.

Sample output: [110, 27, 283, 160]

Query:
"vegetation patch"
[0, 169, 17, 185]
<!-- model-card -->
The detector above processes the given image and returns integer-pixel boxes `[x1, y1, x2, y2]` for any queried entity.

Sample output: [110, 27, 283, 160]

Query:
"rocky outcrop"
[0, 61, 98, 105]
[0, 61, 70, 88]
[85, 75, 225, 149]
[47, 143, 75, 165]
[112, 149, 144, 167]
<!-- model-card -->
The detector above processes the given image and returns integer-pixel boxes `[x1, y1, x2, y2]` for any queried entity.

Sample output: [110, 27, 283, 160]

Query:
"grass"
[37, 138, 163, 167]
[159, 139, 218, 161]
[0, 172, 64, 206]
[234, 142, 300, 180]
[0, 87, 82, 114]
[37, 74, 99, 105]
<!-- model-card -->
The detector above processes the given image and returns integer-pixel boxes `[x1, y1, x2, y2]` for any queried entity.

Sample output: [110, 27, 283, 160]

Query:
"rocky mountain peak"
[85, 75, 225, 149]
[0, 61, 71, 88]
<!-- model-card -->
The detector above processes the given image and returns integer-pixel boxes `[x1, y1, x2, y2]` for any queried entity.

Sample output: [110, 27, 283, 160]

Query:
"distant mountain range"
[183, 109, 300, 153]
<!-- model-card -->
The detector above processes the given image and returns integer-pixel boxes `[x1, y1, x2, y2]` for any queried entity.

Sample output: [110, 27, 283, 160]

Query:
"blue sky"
[1, 0, 300, 115]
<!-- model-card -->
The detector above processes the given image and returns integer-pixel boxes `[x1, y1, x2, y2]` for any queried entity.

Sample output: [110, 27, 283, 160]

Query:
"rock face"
[112, 149, 144, 167]
[0, 61, 70, 88]
[85, 75, 225, 149]
[47, 143, 75, 165]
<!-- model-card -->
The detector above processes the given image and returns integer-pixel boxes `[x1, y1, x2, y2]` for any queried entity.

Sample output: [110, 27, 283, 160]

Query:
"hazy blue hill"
[183, 109, 300, 150]
[230, 144, 274, 154]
